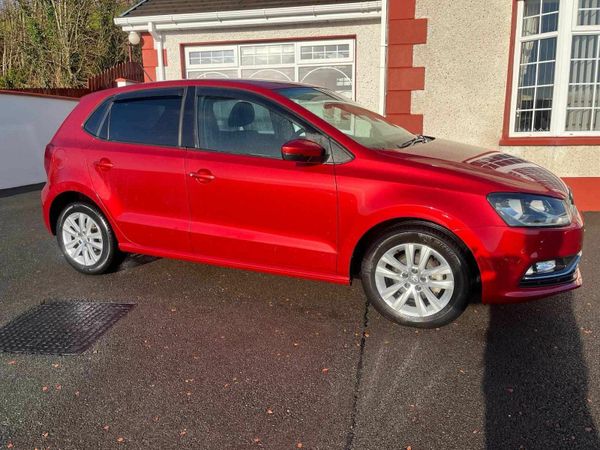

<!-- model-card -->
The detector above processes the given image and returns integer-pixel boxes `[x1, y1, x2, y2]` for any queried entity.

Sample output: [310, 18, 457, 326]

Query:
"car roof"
[92, 79, 311, 100]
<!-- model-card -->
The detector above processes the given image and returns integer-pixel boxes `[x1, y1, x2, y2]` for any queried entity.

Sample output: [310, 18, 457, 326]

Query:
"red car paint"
[42, 80, 583, 303]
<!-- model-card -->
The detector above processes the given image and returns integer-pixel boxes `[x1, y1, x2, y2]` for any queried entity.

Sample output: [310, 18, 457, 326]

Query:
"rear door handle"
[188, 169, 215, 183]
[94, 158, 114, 171]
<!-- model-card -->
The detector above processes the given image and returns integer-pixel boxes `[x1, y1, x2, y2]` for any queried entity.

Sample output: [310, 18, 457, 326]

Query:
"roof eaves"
[114, 1, 382, 30]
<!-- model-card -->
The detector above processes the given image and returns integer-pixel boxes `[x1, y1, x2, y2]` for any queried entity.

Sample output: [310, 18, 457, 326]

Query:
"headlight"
[487, 193, 572, 227]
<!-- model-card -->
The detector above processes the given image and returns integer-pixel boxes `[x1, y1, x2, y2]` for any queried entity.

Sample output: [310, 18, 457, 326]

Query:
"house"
[115, 0, 600, 211]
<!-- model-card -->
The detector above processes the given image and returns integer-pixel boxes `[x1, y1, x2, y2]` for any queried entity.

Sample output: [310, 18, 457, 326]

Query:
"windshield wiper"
[397, 135, 432, 149]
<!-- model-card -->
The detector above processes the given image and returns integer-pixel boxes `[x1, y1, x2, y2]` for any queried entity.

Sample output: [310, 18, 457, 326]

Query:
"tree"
[0, 0, 138, 88]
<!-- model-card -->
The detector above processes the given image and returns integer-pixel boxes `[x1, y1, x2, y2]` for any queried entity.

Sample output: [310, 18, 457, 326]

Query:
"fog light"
[525, 260, 557, 275]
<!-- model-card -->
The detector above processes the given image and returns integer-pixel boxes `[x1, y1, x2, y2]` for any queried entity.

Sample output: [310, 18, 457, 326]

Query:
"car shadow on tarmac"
[484, 293, 600, 449]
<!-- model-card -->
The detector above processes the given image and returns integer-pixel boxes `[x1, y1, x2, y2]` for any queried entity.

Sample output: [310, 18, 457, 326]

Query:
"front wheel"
[361, 227, 472, 328]
[56, 202, 121, 275]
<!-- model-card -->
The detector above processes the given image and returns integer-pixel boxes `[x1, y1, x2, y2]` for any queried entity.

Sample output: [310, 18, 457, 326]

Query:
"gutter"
[114, 2, 382, 32]
[378, 0, 388, 115]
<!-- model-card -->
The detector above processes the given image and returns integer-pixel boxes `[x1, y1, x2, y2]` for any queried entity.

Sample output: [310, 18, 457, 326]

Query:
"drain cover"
[0, 301, 135, 355]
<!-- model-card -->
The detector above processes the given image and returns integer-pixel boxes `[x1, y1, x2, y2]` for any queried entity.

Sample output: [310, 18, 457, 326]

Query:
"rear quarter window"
[83, 99, 111, 138]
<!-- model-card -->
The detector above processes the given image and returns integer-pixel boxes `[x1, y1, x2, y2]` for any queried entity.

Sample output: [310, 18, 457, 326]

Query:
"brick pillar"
[140, 33, 168, 82]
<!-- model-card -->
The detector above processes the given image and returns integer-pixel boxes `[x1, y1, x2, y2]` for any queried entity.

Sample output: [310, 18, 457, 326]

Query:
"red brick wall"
[385, 0, 427, 134]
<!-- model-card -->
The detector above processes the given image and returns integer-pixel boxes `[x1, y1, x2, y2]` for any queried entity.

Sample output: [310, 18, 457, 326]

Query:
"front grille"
[519, 254, 580, 288]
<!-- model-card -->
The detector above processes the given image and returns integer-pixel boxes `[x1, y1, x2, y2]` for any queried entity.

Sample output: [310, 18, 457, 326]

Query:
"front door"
[86, 88, 190, 253]
[185, 90, 338, 277]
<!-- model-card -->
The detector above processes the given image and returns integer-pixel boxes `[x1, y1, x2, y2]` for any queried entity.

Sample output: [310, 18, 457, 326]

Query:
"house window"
[184, 39, 355, 99]
[510, 0, 600, 136]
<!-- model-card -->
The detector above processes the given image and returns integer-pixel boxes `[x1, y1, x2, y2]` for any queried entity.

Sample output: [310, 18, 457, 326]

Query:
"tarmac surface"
[0, 190, 599, 449]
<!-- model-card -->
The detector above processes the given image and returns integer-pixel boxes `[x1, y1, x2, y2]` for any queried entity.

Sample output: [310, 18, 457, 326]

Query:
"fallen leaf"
[180, 429, 187, 436]
[7, 442, 13, 448]
[321, 368, 329, 374]
[42, 386, 49, 392]
[55, 384, 62, 391]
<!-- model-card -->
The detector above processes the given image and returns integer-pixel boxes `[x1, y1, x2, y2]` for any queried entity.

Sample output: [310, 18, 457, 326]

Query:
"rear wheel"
[361, 227, 471, 328]
[56, 202, 120, 274]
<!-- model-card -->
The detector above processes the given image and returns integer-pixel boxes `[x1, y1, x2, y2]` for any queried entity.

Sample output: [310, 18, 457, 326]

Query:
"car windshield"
[277, 87, 416, 149]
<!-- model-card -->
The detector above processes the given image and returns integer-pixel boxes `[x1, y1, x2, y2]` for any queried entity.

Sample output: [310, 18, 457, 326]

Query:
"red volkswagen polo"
[42, 80, 583, 328]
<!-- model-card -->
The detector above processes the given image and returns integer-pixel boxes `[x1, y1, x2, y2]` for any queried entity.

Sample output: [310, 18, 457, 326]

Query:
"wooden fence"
[87, 61, 144, 91]
[2, 61, 144, 99]
[2, 88, 92, 98]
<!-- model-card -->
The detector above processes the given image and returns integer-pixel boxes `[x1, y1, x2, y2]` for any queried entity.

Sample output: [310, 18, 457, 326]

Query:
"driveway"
[0, 190, 599, 449]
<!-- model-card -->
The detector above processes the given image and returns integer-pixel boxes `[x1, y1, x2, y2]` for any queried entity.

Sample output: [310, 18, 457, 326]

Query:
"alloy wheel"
[374, 243, 455, 318]
[61, 212, 104, 267]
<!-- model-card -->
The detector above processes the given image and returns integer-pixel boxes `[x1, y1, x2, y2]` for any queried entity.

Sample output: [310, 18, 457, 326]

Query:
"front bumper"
[457, 214, 584, 304]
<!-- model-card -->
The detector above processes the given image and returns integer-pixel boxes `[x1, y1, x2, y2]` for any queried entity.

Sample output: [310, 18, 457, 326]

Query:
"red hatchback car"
[42, 80, 584, 327]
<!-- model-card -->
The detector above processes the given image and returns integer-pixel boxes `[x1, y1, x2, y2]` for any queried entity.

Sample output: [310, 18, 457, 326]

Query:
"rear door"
[86, 88, 190, 253]
[184, 88, 339, 277]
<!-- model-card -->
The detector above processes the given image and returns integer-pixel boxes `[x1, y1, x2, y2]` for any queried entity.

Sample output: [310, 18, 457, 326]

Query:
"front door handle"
[94, 158, 114, 171]
[188, 169, 215, 183]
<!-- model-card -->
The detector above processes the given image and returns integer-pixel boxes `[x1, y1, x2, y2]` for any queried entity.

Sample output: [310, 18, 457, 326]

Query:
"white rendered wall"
[0, 93, 77, 189]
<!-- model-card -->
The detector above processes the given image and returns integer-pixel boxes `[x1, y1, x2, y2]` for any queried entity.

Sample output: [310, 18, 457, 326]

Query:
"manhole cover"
[0, 301, 135, 355]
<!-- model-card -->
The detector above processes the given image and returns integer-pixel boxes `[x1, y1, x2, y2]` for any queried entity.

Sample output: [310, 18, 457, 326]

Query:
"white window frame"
[183, 39, 356, 100]
[509, 0, 600, 137]
[185, 45, 238, 70]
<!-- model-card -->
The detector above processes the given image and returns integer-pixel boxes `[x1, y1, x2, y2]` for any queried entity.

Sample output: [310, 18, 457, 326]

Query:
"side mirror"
[281, 139, 326, 164]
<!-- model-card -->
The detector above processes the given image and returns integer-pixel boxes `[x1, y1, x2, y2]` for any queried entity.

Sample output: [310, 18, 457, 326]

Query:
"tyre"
[361, 226, 472, 328]
[56, 202, 121, 275]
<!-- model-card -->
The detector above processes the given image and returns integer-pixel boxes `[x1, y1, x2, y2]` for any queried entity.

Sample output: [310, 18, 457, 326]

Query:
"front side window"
[511, 0, 600, 136]
[197, 95, 313, 158]
[184, 39, 355, 99]
[107, 93, 182, 146]
[279, 87, 415, 149]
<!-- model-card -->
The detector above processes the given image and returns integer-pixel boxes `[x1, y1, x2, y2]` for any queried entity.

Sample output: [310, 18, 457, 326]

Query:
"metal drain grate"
[0, 301, 135, 355]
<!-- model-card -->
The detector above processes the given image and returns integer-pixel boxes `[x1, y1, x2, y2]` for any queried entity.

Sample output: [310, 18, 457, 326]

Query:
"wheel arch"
[349, 218, 481, 298]
[49, 190, 107, 235]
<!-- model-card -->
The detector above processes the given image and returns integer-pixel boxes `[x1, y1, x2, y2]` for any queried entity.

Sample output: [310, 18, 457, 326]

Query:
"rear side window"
[108, 94, 182, 147]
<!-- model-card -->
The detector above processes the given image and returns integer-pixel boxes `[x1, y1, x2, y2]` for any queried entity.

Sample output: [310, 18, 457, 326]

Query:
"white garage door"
[184, 39, 355, 99]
